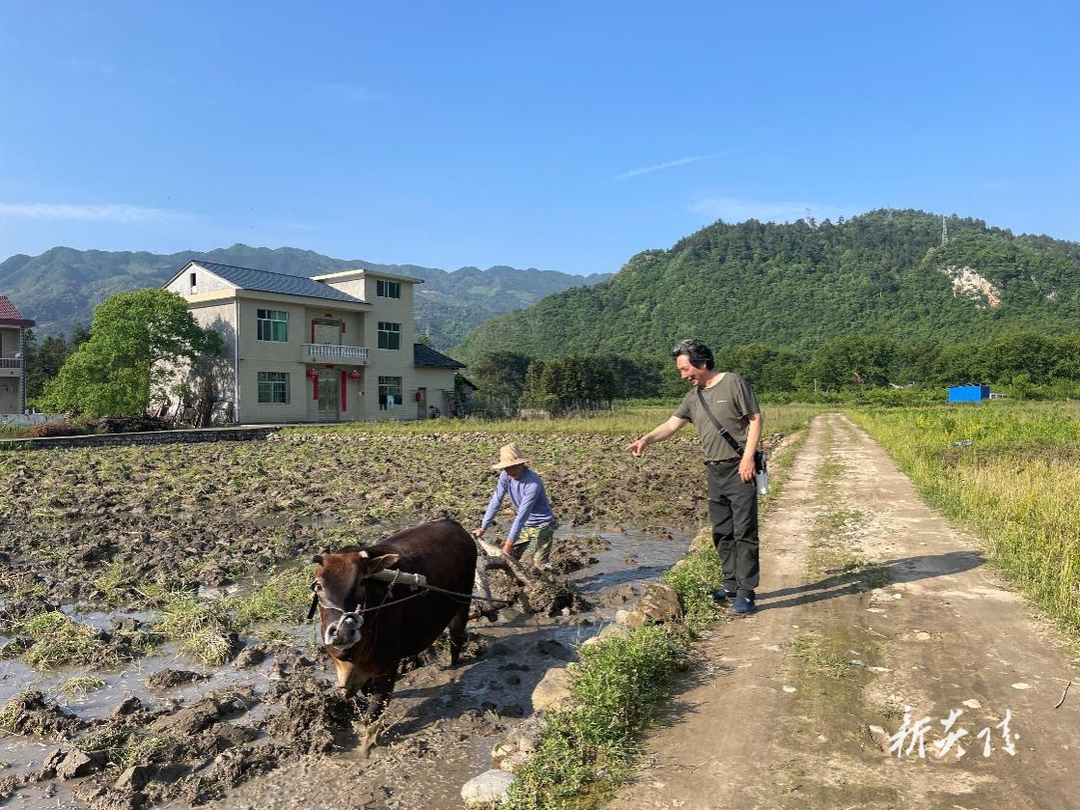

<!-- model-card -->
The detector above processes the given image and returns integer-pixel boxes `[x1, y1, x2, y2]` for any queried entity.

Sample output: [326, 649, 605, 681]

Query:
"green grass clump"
[59, 676, 106, 696]
[506, 625, 686, 810]
[20, 611, 99, 670]
[790, 634, 856, 679]
[156, 592, 239, 665]
[228, 566, 311, 625]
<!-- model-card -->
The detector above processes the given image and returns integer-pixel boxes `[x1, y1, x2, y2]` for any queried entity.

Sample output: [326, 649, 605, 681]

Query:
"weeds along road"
[606, 413, 1080, 810]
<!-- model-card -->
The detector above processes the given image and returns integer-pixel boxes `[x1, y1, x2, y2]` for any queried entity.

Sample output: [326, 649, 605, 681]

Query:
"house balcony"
[302, 344, 370, 365]
[0, 357, 21, 377]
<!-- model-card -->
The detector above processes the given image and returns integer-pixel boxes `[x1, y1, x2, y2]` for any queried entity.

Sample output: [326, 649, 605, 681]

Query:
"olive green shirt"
[673, 372, 761, 462]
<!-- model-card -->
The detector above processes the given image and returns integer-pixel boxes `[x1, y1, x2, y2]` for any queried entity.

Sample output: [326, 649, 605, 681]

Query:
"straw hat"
[492, 442, 529, 470]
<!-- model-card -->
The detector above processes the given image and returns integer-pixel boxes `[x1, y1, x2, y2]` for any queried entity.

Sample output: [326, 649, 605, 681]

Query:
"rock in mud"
[56, 748, 103, 780]
[111, 697, 145, 718]
[461, 769, 515, 805]
[149, 699, 221, 736]
[146, 669, 208, 690]
[624, 582, 682, 628]
[233, 643, 267, 668]
[531, 667, 572, 712]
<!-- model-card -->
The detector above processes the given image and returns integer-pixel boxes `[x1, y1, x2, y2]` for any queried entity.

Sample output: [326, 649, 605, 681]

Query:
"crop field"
[849, 400, 1080, 634]
[0, 404, 814, 809]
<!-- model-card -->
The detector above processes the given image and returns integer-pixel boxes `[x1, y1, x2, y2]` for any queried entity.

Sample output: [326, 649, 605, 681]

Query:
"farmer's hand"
[626, 436, 648, 457]
[502, 540, 514, 555]
[471, 526, 486, 539]
[739, 455, 755, 483]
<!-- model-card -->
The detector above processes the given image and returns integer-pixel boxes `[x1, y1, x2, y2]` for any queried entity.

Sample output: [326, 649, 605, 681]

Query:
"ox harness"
[308, 567, 502, 626]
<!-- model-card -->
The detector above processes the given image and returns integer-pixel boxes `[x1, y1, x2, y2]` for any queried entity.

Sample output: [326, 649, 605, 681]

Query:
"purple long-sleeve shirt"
[480, 467, 556, 543]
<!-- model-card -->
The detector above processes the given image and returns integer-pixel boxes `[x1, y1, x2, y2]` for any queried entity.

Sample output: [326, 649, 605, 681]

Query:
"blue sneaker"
[728, 595, 756, 616]
[712, 588, 737, 603]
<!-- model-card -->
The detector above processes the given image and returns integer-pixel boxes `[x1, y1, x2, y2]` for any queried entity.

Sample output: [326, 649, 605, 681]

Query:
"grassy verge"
[849, 401, 1080, 633]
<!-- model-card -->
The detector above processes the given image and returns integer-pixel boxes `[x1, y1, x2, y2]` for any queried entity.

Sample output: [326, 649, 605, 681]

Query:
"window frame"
[378, 376, 403, 410]
[376, 279, 401, 299]
[377, 321, 401, 350]
[257, 309, 289, 342]
[257, 371, 289, 404]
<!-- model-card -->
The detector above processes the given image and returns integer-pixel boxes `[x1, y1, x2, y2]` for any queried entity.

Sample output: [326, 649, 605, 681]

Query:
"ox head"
[309, 549, 400, 650]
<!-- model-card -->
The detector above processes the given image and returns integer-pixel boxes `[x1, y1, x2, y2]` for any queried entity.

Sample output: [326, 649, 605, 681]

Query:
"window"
[257, 309, 288, 342]
[378, 376, 402, 410]
[377, 321, 401, 350]
[257, 372, 289, 404]
[376, 279, 401, 298]
[189, 272, 197, 291]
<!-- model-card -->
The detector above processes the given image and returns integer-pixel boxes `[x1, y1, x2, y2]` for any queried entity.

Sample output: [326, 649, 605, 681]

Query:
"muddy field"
[0, 431, 708, 809]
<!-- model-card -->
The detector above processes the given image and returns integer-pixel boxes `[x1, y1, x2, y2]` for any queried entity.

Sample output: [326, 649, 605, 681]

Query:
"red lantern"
[348, 369, 360, 380]
[306, 368, 318, 380]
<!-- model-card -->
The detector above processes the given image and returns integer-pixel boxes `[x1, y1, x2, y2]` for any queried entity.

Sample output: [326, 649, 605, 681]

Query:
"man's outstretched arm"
[627, 416, 687, 457]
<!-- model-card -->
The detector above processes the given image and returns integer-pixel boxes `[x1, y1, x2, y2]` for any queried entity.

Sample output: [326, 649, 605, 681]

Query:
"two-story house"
[163, 261, 465, 423]
[0, 296, 34, 415]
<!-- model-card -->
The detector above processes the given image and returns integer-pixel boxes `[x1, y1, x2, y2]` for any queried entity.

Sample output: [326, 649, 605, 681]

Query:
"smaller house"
[0, 297, 34, 415]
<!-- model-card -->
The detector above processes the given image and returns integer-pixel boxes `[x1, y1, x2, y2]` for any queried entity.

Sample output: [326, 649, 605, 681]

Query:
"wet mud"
[0, 526, 691, 810]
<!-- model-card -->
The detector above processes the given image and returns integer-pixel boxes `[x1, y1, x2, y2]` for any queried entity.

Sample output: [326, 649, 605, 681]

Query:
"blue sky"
[0, 1, 1077, 275]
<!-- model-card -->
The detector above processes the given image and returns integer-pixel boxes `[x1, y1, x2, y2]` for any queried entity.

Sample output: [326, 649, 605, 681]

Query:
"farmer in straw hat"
[472, 442, 558, 565]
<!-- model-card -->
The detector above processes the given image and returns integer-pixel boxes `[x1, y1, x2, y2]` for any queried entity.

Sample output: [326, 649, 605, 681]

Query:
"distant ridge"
[454, 209, 1080, 361]
[0, 244, 609, 349]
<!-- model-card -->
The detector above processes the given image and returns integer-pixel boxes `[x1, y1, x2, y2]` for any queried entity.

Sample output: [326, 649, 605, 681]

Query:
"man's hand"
[471, 526, 486, 539]
[501, 540, 514, 555]
[739, 455, 755, 483]
[626, 436, 649, 457]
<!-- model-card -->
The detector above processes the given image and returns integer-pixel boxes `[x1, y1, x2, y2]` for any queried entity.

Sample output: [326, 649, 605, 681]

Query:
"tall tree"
[37, 289, 219, 416]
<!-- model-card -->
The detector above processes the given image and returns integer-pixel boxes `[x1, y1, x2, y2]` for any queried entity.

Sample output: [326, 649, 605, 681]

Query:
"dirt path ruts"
[606, 413, 1080, 810]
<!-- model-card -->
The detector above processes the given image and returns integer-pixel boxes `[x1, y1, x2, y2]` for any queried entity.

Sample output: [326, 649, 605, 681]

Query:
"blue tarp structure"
[948, 385, 990, 403]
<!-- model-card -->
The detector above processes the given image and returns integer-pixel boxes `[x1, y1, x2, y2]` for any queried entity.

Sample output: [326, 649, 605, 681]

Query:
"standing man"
[627, 339, 763, 616]
[472, 442, 558, 566]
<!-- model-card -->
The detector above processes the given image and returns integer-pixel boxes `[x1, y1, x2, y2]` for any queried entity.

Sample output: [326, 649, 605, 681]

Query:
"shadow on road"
[754, 550, 985, 613]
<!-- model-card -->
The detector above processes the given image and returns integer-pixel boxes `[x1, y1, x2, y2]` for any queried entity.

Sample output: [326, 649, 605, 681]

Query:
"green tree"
[470, 351, 533, 405]
[38, 289, 219, 416]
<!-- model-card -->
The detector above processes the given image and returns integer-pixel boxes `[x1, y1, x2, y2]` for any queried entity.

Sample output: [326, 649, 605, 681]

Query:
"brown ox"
[309, 519, 477, 754]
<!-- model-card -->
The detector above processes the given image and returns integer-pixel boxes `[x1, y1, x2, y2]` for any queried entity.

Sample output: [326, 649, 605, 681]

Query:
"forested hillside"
[0, 244, 607, 349]
[455, 210, 1080, 361]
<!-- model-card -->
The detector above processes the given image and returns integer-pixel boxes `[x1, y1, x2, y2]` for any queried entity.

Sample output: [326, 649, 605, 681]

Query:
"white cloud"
[688, 197, 852, 224]
[614, 148, 749, 181]
[0, 203, 193, 224]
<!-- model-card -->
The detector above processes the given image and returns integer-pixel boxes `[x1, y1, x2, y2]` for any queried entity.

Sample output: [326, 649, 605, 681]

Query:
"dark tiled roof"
[191, 261, 366, 304]
[0, 296, 34, 326]
[414, 343, 465, 369]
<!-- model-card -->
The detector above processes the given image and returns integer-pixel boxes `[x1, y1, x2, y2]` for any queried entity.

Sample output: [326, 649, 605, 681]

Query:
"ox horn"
[311, 554, 324, 565]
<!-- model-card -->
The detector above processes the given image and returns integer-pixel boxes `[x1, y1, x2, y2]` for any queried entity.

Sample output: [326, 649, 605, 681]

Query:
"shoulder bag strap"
[695, 387, 745, 456]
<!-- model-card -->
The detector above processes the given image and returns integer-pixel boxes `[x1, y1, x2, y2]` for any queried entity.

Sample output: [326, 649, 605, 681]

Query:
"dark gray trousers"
[706, 461, 760, 598]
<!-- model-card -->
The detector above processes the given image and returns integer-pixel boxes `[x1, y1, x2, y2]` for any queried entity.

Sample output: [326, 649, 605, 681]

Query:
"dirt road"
[606, 413, 1080, 810]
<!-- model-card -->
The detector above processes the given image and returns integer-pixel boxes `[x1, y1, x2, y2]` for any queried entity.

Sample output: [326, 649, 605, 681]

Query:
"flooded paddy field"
[0, 431, 707, 809]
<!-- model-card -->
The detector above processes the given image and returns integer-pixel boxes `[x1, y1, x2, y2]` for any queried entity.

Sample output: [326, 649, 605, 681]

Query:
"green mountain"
[455, 209, 1080, 361]
[0, 244, 608, 349]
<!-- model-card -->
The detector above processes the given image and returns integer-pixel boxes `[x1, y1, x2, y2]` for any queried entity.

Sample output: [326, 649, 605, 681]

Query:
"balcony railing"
[302, 344, 370, 364]
[0, 357, 21, 369]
